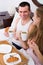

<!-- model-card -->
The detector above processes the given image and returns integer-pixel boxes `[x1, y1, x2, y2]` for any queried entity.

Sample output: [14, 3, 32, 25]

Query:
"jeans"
[12, 42, 22, 50]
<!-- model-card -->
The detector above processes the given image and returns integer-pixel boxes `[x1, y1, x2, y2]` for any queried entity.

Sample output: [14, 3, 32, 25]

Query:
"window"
[32, 0, 43, 7]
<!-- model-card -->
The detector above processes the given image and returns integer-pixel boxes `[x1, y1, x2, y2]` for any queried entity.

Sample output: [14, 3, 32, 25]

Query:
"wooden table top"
[0, 40, 28, 65]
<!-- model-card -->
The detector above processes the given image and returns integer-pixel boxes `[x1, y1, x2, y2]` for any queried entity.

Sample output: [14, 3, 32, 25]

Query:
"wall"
[0, 0, 38, 12]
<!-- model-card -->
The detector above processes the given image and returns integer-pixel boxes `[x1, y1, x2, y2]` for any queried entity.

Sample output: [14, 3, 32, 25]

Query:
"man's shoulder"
[16, 17, 20, 23]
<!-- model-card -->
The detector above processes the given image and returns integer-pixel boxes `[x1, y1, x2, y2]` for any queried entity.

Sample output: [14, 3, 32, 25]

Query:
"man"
[4, 2, 33, 50]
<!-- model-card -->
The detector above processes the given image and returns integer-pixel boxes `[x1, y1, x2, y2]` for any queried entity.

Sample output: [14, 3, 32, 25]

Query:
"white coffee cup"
[21, 32, 28, 41]
[9, 31, 13, 38]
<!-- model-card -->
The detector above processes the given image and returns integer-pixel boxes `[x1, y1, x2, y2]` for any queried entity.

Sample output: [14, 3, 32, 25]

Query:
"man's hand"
[4, 27, 9, 37]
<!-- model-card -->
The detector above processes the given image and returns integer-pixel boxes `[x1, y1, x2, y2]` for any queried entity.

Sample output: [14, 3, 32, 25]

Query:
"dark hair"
[19, 1, 30, 11]
[28, 7, 43, 54]
[36, 6, 43, 32]
[35, 6, 43, 54]
[28, 25, 38, 39]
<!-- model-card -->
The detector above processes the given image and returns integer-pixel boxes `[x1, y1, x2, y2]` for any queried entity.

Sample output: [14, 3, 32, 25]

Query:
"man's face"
[18, 6, 30, 20]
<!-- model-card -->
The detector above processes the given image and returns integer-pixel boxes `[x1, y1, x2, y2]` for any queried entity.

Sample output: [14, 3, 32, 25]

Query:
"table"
[0, 40, 28, 65]
[0, 29, 35, 65]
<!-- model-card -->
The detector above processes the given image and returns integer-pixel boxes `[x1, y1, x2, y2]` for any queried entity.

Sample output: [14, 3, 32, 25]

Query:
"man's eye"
[24, 11, 27, 13]
[19, 11, 22, 13]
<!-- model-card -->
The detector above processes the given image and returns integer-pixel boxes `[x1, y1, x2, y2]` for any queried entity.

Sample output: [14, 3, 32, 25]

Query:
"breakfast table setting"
[0, 28, 35, 65]
[0, 40, 28, 65]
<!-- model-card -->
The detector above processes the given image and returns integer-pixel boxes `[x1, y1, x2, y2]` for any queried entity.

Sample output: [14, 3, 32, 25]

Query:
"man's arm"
[17, 32, 29, 50]
[19, 38, 28, 50]
[4, 27, 9, 32]
[13, 18, 20, 39]
[4, 27, 9, 37]
[4, 17, 20, 37]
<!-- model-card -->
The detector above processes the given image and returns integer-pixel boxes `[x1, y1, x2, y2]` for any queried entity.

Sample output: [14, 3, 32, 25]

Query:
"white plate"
[3, 53, 21, 65]
[0, 44, 12, 53]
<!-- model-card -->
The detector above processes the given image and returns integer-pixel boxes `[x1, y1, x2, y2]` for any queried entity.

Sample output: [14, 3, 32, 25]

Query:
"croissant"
[7, 56, 19, 62]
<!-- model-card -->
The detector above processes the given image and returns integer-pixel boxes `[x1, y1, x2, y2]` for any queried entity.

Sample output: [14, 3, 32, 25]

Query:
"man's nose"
[21, 12, 24, 15]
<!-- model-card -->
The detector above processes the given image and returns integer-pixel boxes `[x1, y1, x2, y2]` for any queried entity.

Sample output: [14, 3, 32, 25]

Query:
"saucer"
[3, 53, 21, 65]
[0, 44, 12, 53]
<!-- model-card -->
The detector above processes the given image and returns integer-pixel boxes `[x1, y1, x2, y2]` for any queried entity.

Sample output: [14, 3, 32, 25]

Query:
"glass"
[37, 0, 43, 4]
[21, 32, 28, 41]
[32, 0, 43, 7]
[7, 31, 13, 44]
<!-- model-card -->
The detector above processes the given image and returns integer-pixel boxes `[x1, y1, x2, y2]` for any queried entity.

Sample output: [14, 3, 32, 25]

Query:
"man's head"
[19, 2, 30, 11]
[18, 2, 31, 20]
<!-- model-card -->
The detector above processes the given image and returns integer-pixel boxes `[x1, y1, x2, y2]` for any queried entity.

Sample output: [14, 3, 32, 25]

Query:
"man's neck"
[21, 17, 31, 25]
